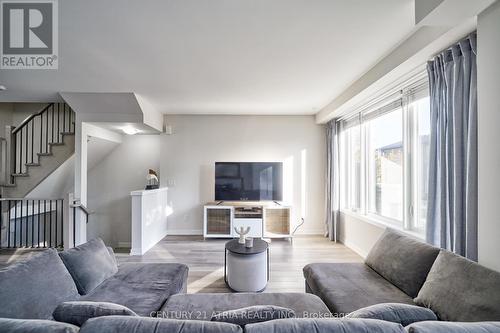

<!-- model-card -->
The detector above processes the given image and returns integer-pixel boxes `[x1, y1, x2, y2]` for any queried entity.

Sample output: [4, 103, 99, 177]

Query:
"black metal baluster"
[0, 201, 3, 249]
[55, 200, 58, 248]
[25, 125, 28, 172]
[73, 207, 76, 248]
[44, 200, 47, 247]
[19, 200, 23, 247]
[39, 114, 43, 159]
[51, 105, 55, 143]
[14, 201, 17, 247]
[37, 200, 40, 248]
[7, 201, 11, 248]
[19, 130, 22, 174]
[49, 200, 53, 247]
[60, 199, 64, 248]
[30, 200, 34, 248]
[62, 104, 66, 133]
[45, 108, 49, 153]
[24, 200, 28, 247]
[31, 121, 34, 163]
[58, 104, 61, 142]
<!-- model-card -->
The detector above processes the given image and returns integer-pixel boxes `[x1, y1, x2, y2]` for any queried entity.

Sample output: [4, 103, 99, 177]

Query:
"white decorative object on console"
[130, 187, 169, 255]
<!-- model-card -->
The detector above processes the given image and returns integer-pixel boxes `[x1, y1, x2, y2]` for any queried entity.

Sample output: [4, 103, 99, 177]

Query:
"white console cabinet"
[203, 202, 291, 239]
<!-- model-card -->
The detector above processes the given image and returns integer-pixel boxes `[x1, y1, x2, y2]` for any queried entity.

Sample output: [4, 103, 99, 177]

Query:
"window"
[340, 78, 430, 234]
[411, 96, 430, 232]
[366, 108, 403, 222]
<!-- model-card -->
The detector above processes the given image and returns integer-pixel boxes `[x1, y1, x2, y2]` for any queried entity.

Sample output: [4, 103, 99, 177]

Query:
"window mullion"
[361, 120, 367, 215]
[403, 94, 414, 230]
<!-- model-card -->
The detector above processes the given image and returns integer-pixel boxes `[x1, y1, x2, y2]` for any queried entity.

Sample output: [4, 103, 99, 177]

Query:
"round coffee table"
[224, 239, 269, 292]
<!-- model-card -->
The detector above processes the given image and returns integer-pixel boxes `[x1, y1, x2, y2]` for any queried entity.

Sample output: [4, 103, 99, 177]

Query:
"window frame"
[339, 77, 430, 236]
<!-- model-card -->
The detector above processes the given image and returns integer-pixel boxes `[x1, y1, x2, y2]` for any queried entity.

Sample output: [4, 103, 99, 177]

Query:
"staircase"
[0, 103, 75, 249]
[1, 103, 75, 198]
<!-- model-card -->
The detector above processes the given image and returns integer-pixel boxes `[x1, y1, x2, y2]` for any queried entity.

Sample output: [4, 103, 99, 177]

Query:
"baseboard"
[129, 248, 143, 256]
[340, 239, 369, 259]
[294, 228, 325, 235]
[167, 229, 203, 236]
[117, 242, 131, 248]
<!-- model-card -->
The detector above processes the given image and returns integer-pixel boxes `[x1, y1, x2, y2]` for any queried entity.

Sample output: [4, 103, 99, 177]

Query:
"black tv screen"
[215, 162, 283, 201]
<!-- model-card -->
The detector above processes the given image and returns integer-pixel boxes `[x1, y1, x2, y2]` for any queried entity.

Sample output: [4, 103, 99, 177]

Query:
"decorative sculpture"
[234, 226, 250, 244]
[145, 169, 159, 190]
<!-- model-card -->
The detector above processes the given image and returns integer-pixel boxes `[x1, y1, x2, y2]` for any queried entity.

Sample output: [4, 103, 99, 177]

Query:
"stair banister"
[0, 136, 5, 185]
[5, 126, 16, 186]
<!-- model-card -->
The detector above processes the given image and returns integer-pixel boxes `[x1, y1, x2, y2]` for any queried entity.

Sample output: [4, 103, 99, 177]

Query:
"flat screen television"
[215, 162, 283, 201]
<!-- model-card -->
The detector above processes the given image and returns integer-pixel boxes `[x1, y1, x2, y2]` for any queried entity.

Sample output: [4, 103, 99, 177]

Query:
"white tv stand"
[203, 201, 292, 240]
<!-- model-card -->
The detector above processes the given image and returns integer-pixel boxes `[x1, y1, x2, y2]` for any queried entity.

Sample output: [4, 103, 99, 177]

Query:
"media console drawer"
[232, 218, 263, 238]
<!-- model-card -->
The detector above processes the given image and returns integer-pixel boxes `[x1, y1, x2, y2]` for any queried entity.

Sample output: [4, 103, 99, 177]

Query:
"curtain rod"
[429, 30, 477, 60]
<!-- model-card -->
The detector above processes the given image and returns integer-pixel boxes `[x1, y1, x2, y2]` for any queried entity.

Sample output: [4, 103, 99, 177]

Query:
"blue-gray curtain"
[426, 33, 478, 260]
[326, 120, 340, 241]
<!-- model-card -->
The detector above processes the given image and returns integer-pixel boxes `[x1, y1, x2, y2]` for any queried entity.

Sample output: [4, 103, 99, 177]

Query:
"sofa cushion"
[53, 301, 138, 326]
[81, 262, 188, 316]
[245, 318, 406, 333]
[79, 316, 242, 333]
[346, 303, 437, 326]
[0, 318, 79, 333]
[414, 250, 500, 321]
[59, 238, 118, 295]
[303, 263, 414, 315]
[160, 293, 331, 320]
[211, 305, 295, 326]
[0, 249, 80, 319]
[365, 228, 440, 298]
[405, 321, 500, 333]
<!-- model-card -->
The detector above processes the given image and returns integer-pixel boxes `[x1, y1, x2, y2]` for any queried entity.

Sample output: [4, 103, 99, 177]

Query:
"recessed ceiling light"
[0, 85, 6, 91]
[122, 126, 140, 135]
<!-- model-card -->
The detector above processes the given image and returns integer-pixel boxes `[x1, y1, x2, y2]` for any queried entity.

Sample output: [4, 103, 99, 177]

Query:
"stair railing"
[0, 198, 64, 249]
[10, 103, 75, 176]
[70, 199, 94, 248]
[0, 137, 6, 185]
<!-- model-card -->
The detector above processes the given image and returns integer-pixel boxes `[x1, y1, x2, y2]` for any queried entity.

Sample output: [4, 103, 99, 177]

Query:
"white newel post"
[63, 192, 74, 249]
[74, 118, 88, 246]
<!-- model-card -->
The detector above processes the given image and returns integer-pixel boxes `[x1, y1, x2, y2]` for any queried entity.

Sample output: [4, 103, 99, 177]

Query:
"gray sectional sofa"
[0, 238, 188, 320]
[1, 231, 500, 332]
[304, 228, 500, 322]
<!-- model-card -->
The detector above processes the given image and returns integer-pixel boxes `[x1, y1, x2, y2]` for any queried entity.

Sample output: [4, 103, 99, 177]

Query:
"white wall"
[477, 1, 500, 272]
[338, 212, 385, 258]
[0, 103, 14, 138]
[11, 103, 46, 127]
[87, 135, 160, 247]
[161, 115, 326, 235]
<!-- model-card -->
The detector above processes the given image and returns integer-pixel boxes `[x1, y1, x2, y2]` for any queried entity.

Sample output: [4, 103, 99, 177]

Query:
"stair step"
[61, 132, 75, 136]
[12, 173, 29, 177]
[25, 163, 41, 167]
[37, 152, 52, 157]
[0, 183, 16, 188]
[49, 142, 64, 146]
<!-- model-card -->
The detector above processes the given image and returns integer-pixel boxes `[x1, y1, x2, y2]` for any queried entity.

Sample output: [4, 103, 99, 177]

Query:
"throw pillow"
[53, 301, 137, 326]
[346, 303, 437, 326]
[59, 238, 118, 295]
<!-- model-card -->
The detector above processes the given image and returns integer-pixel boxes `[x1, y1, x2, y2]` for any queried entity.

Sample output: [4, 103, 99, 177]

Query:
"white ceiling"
[0, 0, 415, 115]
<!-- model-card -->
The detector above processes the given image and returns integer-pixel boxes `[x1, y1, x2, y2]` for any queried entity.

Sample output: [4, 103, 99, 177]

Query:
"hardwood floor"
[116, 235, 362, 293]
[0, 235, 362, 294]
